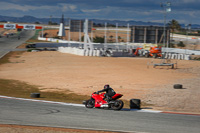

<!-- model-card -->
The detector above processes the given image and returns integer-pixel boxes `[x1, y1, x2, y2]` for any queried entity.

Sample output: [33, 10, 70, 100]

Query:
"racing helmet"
[104, 84, 110, 89]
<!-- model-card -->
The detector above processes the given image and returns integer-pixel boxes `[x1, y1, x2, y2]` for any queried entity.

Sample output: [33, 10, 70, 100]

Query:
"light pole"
[185, 24, 191, 54]
[116, 23, 118, 43]
[127, 23, 130, 44]
[104, 22, 107, 44]
[161, 2, 171, 49]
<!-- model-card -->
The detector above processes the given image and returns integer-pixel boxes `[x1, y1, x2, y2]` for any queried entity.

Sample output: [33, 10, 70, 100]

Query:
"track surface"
[0, 30, 35, 58]
[0, 98, 199, 133]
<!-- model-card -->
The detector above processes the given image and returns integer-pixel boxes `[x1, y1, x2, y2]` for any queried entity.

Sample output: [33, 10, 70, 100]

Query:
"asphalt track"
[0, 30, 35, 58]
[0, 97, 200, 133]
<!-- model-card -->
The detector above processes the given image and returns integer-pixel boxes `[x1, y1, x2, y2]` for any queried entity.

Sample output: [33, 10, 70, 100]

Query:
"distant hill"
[90, 19, 163, 27]
[0, 15, 50, 24]
[0, 15, 163, 26]
[0, 15, 200, 29]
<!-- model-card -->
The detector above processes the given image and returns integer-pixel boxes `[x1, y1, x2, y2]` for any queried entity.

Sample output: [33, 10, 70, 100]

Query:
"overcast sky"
[0, 0, 199, 24]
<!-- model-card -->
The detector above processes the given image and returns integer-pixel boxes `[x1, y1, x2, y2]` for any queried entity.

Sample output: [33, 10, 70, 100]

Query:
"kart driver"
[97, 84, 116, 102]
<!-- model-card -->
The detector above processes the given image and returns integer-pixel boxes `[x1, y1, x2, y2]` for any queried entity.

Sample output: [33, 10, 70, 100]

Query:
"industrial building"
[70, 20, 93, 32]
[130, 26, 170, 45]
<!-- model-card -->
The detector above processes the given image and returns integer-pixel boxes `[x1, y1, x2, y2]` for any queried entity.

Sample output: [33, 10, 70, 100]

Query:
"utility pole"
[116, 23, 118, 43]
[104, 22, 107, 44]
[161, 2, 171, 49]
[127, 23, 130, 43]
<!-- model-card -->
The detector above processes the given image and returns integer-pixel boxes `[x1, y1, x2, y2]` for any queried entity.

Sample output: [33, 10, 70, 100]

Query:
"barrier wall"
[40, 37, 195, 60]
[163, 53, 190, 60]
[58, 47, 191, 59]
[38, 37, 82, 44]
[162, 48, 200, 55]
[58, 47, 101, 57]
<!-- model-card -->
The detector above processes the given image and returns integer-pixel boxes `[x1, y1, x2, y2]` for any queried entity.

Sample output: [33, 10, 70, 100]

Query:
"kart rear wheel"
[85, 99, 95, 108]
[111, 100, 124, 110]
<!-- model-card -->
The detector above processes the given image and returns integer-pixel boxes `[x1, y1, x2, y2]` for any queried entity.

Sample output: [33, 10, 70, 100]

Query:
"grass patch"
[0, 78, 151, 108]
[0, 79, 90, 104]
[0, 51, 91, 105]
[0, 51, 25, 65]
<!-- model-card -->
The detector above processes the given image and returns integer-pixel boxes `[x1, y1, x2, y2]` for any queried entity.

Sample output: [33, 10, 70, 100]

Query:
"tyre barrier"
[58, 47, 102, 57]
[58, 47, 193, 59]
[173, 84, 183, 89]
[163, 53, 191, 60]
[130, 99, 141, 109]
[30, 93, 40, 98]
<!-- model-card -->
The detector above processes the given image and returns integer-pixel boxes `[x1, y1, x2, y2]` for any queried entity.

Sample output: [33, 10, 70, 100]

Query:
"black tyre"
[145, 53, 149, 58]
[82, 100, 87, 105]
[130, 99, 141, 109]
[30, 93, 40, 98]
[174, 84, 183, 89]
[153, 54, 157, 58]
[85, 99, 95, 108]
[110, 100, 124, 110]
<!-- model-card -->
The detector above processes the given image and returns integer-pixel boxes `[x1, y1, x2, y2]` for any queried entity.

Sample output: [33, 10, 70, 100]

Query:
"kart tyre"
[111, 100, 124, 110]
[85, 99, 95, 108]
[130, 99, 141, 109]
[30, 93, 40, 98]
[174, 84, 183, 89]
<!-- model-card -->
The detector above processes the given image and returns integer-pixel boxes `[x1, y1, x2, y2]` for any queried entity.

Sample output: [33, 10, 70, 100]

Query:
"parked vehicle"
[134, 45, 162, 58]
[145, 46, 162, 58]
[26, 44, 36, 48]
[85, 92, 124, 110]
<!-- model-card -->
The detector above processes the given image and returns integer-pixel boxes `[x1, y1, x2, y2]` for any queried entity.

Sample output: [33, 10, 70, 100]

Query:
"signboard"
[24, 25, 35, 30]
[70, 20, 92, 32]
[0, 24, 42, 30]
[4, 24, 16, 29]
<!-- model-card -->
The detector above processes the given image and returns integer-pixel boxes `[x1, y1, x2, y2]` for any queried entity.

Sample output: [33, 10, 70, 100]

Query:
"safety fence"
[58, 47, 133, 57]
[38, 37, 82, 44]
[58, 47, 101, 56]
[39, 37, 199, 60]
[162, 53, 191, 60]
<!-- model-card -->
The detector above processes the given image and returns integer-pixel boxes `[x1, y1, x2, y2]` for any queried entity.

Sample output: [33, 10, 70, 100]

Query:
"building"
[130, 26, 170, 45]
[70, 20, 93, 32]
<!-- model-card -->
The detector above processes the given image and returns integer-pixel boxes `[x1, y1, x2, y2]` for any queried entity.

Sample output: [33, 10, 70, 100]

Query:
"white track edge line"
[0, 95, 162, 113]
